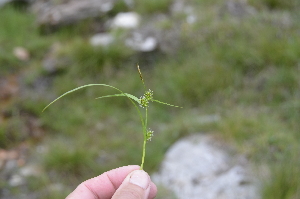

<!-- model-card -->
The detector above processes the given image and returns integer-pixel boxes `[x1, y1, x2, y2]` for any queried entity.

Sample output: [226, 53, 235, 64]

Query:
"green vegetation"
[0, 1, 300, 198]
[68, 39, 134, 76]
[0, 6, 51, 74]
[262, 153, 300, 199]
[42, 66, 181, 170]
[136, 0, 172, 14]
[249, 0, 300, 10]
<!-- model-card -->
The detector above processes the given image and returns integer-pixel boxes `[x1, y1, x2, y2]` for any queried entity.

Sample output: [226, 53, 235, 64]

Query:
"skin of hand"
[66, 165, 157, 199]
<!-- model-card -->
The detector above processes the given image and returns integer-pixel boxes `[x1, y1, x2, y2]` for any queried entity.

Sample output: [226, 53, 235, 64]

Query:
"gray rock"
[9, 174, 25, 187]
[152, 134, 260, 199]
[123, 0, 134, 8]
[125, 33, 157, 52]
[42, 43, 68, 74]
[13, 47, 30, 61]
[0, 0, 12, 7]
[220, 0, 256, 18]
[31, 0, 116, 27]
[171, 0, 197, 24]
[4, 159, 18, 172]
[90, 33, 114, 47]
[19, 164, 41, 177]
[122, 14, 181, 54]
[111, 12, 140, 29]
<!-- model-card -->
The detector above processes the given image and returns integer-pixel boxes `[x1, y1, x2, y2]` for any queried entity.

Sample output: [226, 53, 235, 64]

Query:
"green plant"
[43, 65, 180, 169]
[43, 141, 95, 175]
[136, 0, 172, 14]
[248, 0, 300, 10]
[59, 38, 134, 77]
[262, 152, 300, 199]
[0, 126, 8, 148]
[0, 5, 51, 74]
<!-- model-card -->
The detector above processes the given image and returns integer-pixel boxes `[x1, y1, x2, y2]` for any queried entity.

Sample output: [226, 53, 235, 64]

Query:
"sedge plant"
[43, 65, 181, 170]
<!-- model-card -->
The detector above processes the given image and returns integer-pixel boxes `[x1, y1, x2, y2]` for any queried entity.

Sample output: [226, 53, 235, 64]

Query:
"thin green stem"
[145, 107, 148, 130]
[140, 139, 146, 170]
[140, 107, 148, 169]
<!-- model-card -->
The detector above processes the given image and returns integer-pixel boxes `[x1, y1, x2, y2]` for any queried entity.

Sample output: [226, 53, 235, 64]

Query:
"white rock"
[0, 0, 11, 7]
[126, 33, 157, 52]
[13, 47, 30, 61]
[100, 1, 114, 12]
[90, 33, 114, 46]
[48, 183, 64, 192]
[9, 174, 25, 187]
[187, 14, 196, 24]
[19, 164, 41, 177]
[123, 0, 134, 8]
[195, 114, 220, 124]
[36, 144, 48, 154]
[111, 12, 140, 29]
[5, 159, 18, 171]
[152, 134, 259, 199]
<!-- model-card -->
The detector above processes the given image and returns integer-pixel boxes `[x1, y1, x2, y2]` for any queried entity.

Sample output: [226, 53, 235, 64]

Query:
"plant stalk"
[141, 107, 148, 170]
[140, 139, 146, 170]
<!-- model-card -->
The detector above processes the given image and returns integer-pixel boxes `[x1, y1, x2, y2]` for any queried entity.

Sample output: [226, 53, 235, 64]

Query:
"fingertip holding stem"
[129, 170, 150, 190]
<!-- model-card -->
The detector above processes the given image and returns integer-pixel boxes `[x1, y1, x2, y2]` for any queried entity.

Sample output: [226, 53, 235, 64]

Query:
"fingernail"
[129, 170, 150, 189]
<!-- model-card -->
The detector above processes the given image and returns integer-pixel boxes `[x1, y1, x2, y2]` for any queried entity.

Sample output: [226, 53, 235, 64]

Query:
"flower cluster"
[139, 89, 153, 108]
[146, 129, 154, 141]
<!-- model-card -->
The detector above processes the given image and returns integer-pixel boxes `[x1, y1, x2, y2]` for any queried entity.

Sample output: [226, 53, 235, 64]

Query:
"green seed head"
[146, 129, 154, 141]
[140, 96, 149, 108]
[144, 89, 153, 101]
[139, 89, 154, 108]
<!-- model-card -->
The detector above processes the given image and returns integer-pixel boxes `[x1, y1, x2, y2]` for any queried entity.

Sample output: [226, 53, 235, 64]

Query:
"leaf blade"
[95, 93, 140, 104]
[42, 84, 126, 112]
[152, 99, 183, 108]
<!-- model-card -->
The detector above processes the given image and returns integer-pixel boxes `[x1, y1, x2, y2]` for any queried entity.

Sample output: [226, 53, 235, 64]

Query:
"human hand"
[66, 165, 157, 199]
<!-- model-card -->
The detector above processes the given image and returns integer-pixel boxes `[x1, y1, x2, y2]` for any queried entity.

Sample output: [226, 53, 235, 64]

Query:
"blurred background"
[0, 0, 299, 198]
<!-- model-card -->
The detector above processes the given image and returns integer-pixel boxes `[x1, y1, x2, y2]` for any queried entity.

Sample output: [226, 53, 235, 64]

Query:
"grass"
[135, 0, 173, 14]
[262, 153, 300, 199]
[68, 39, 134, 76]
[0, 1, 300, 198]
[43, 138, 97, 176]
[0, 5, 51, 74]
[248, 0, 300, 10]
[213, 107, 296, 161]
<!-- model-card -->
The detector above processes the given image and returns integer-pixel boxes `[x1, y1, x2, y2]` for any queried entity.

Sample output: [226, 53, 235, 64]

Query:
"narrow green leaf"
[96, 93, 140, 104]
[153, 99, 183, 108]
[42, 84, 125, 112]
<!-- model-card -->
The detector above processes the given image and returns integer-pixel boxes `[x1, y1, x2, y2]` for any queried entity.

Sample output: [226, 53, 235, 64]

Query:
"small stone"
[5, 159, 18, 171]
[196, 114, 221, 124]
[126, 33, 157, 52]
[36, 145, 48, 154]
[19, 164, 41, 177]
[111, 12, 140, 29]
[13, 47, 30, 61]
[9, 174, 25, 187]
[187, 14, 196, 24]
[48, 183, 64, 192]
[42, 43, 65, 74]
[123, 0, 134, 8]
[90, 33, 114, 46]
[0, 0, 12, 7]
[100, 1, 114, 12]
[220, 0, 256, 18]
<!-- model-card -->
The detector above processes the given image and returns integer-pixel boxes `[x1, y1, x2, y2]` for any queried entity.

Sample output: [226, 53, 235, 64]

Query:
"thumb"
[112, 170, 151, 199]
